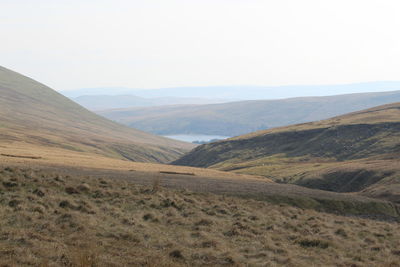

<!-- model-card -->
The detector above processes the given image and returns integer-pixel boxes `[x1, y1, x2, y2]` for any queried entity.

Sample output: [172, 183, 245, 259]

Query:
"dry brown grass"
[2, 155, 397, 220]
[0, 142, 269, 182]
[0, 166, 400, 266]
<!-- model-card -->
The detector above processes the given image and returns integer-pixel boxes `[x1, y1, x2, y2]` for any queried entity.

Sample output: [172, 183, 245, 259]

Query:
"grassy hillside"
[1, 165, 400, 266]
[173, 103, 400, 203]
[0, 66, 194, 163]
[97, 90, 400, 136]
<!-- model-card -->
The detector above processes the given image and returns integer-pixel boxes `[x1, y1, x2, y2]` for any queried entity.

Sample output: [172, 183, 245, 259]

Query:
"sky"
[1, 0, 400, 92]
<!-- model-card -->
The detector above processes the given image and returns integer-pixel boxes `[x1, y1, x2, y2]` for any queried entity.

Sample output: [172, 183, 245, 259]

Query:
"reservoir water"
[164, 134, 230, 143]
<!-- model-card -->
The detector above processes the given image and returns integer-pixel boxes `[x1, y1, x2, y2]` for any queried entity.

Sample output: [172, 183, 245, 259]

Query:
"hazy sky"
[2, 0, 400, 91]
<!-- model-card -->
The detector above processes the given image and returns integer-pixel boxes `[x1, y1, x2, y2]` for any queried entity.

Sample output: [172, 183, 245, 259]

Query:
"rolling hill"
[72, 94, 228, 111]
[0, 66, 194, 163]
[173, 103, 400, 203]
[97, 90, 400, 137]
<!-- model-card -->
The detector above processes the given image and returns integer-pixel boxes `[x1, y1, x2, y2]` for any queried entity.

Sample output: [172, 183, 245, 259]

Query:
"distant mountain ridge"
[62, 81, 400, 99]
[97, 90, 400, 137]
[0, 66, 193, 163]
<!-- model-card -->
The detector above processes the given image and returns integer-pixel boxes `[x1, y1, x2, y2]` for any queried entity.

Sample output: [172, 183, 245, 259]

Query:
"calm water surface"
[164, 134, 230, 143]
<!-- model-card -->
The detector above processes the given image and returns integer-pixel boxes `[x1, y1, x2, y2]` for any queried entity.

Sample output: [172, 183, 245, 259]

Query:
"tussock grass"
[0, 166, 400, 266]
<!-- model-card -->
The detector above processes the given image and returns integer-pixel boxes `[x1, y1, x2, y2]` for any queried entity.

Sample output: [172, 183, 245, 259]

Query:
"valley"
[1, 66, 400, 266]
[3, 1, 400, 266]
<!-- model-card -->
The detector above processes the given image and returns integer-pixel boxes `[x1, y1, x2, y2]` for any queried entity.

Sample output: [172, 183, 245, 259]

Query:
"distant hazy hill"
[97, 90, 400, 136]
[0, 66, 193, 163]
[72, 95, 229, 110]
[62, 81, 400, 99]
[173, 103, 400, 203]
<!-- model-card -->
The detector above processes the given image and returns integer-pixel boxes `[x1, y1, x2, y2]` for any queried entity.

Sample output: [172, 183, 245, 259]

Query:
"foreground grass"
[1, 166, 400, 266]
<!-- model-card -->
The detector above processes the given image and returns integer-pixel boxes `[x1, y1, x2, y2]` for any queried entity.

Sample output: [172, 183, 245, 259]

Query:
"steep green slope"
[97, 91, 400, 136]
[173, 103, 400, 202]
[0, 66, 194, 163]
